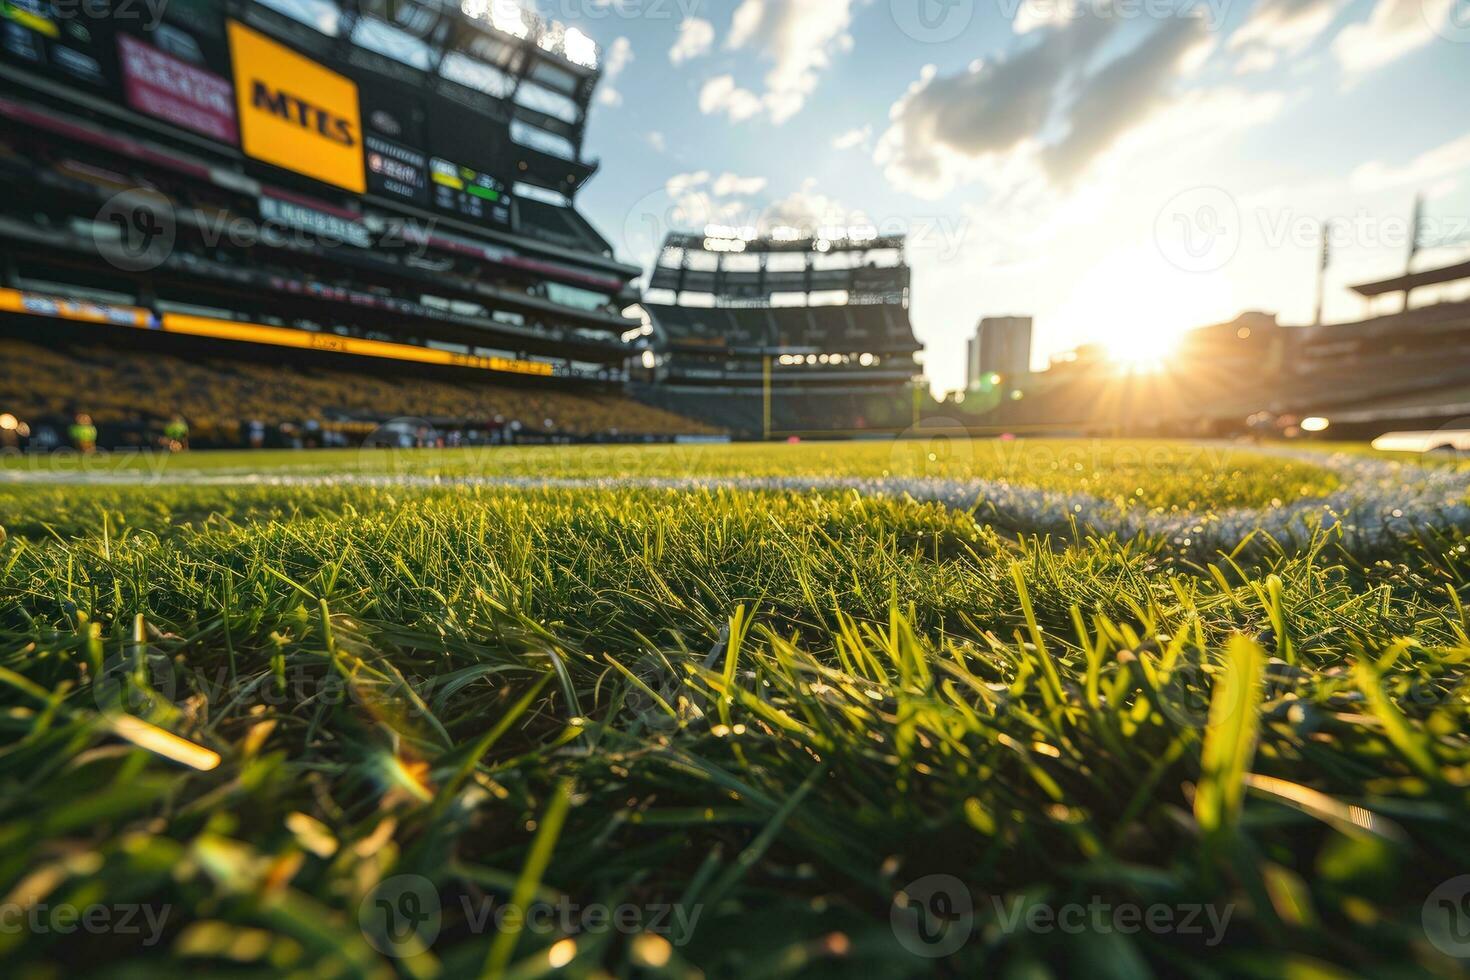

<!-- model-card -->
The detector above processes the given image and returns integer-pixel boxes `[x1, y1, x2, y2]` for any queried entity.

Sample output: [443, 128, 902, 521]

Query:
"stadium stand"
[0, 335, 718, 449]
[0, 0, 695, 448]
[634, 231, 926, 436]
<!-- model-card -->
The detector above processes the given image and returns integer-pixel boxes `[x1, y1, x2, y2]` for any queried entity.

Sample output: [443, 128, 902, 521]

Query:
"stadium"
[0, 0, 712, 448]
[3, 2, 1470, 978]
[632, 229, 926, 438]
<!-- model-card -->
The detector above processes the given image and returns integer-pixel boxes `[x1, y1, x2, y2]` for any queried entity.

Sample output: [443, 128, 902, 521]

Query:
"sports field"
[2, 439, 1469, 977]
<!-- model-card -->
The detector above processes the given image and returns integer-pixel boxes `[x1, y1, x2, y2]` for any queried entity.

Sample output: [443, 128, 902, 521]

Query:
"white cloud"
[670, 17, 715, 64]
[699, 75, 765, 122]
[759, 180, 870, 233]
[1231, 46, 1280, 74]
[728, 0, 766, 48]
[833, 125, 872, 151]
[1350, 133, 1470, 192]
[718, 0, 856, 124]
[666, 171, 711, 197]
[597, 36, 633, 106]
[712, 172, 769, 196]
[876, 16, 1211, 198]
[1041, 19, 1212, 182]
[1012, 0, 1079, 35]
[1228, 0, 1345, 73]
[647, 131, 667, 153]
[1333, 0, 1450, 75]
[665, 170, 768, 199]
[654, 170, 770, 236]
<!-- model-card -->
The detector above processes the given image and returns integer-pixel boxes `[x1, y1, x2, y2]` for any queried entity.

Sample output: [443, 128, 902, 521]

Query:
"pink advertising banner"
[118, 33, 238, 146]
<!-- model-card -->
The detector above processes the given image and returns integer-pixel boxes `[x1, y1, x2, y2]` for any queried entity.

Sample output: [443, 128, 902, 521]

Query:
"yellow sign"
[1, 2, 60, 37]
[228, 20, 364, 193]
[159, 313, 556, 377]
[0, 288, 555, 378]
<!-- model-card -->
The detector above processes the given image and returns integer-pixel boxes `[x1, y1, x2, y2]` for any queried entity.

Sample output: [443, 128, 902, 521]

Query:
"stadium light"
[465, 0, 529, 39]
[1301, 417, 1331, 433]
[537, 22, 566, 54]
[563, 27, 598, 69]
[0, 413, 15, 431]
[704, 224, 758, 241]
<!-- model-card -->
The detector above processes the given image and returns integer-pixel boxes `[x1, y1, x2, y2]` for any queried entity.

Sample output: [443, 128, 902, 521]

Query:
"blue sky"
[554, 0, 1470, 392]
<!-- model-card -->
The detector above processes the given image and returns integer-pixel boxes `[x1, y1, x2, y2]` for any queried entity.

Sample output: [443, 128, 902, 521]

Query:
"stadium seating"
[0, 338, 718, 448]
[651, 303, 921, 354]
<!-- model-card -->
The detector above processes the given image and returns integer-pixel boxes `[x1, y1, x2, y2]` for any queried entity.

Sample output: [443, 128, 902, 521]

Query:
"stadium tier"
[0, 333, 720, 449]
[635, 231, 926, 436]
[0, 0, 709, 442]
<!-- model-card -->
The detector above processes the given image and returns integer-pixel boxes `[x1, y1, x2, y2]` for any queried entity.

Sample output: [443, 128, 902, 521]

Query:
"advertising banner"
[118, 32, 236, 144]
[358, 73, 429, 207]
[228, 19, 363, 193]
[259, 194, 372, 248]
[1, 0, 115, 90]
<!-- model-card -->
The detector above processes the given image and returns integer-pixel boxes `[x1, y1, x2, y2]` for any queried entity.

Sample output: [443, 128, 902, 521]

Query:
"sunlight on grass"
[0, 440, 1465, 976]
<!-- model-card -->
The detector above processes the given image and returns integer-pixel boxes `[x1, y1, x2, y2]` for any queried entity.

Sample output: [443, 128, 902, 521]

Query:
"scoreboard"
[1, 0, 535, 234]
[430, 159, 513, 228]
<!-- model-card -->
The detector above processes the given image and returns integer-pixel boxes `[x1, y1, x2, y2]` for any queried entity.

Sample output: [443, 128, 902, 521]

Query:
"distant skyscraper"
[971, 316, 1033, 387]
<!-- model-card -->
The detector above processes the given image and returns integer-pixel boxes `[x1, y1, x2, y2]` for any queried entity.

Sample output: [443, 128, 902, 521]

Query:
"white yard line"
[4, 449, 1469, 554]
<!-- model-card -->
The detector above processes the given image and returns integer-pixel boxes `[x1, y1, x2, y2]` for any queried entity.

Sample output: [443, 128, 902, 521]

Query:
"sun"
[1050, 247, 1234, 377]
[1104, 326, 1182, 374]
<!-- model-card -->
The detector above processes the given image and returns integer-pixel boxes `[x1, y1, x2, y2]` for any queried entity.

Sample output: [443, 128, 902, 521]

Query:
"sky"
[554, 0, 1470, 393]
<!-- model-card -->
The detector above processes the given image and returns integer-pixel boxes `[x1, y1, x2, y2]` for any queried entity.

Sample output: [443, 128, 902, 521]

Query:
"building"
[0, 0, 702, 443]
[634, 230, 926, 437]
[969, 316, 1033, 388]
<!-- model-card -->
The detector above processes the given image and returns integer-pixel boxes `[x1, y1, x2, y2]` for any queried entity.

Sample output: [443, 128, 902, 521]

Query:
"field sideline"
[2, 439, 1470, 977]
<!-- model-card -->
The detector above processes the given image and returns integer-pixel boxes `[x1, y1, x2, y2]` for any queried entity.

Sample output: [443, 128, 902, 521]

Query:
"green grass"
[0, 441, 1467, 978]
[1, 438, 1341, 513]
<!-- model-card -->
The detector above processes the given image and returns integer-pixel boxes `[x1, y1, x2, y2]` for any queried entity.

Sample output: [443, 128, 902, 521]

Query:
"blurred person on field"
[164, 416, 190, 452]
[247, 419, 266, 449]
[69, 413, 97, 454]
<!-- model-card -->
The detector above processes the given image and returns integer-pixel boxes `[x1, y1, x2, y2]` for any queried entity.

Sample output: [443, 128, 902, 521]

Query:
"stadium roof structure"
[660, 230, 908, 254]
[1349, 258, 1470, 297]
[650, 230, 912, 306]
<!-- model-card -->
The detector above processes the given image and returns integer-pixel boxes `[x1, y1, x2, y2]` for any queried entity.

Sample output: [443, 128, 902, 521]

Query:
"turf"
[1, 441, 1468, 978]
[1, 438, 1340, 513]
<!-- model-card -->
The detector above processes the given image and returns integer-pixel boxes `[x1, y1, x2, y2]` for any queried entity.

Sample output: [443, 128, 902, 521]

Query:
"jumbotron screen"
[0, 0, 521, 230]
